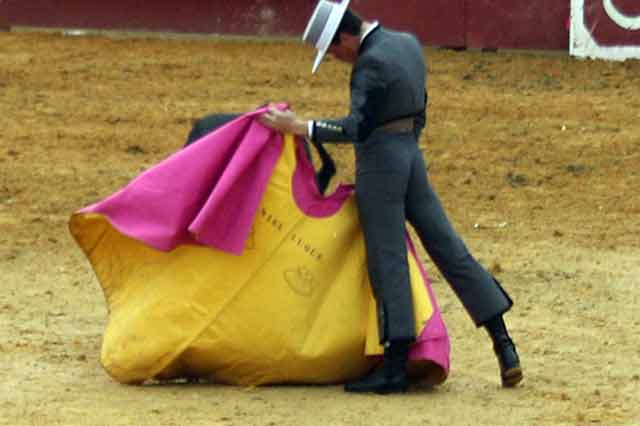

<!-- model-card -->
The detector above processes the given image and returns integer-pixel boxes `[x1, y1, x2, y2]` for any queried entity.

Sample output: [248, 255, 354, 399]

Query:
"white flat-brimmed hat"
[302, 0, 350, 74]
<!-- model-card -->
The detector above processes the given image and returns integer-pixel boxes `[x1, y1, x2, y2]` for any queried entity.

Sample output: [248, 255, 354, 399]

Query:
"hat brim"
[310, 0, 350, 74]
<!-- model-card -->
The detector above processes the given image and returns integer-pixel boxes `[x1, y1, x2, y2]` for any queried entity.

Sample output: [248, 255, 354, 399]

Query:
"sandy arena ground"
[1, 31, 639, 426]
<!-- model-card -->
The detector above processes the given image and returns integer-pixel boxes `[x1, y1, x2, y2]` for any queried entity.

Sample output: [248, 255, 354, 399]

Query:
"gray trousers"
[355, 132, 512, 343]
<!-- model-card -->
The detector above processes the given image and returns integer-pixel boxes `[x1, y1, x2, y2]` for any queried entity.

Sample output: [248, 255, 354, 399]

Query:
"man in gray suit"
[261, 0, 522, 393]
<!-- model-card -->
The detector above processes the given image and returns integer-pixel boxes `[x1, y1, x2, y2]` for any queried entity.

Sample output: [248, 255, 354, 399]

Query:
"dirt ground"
[1, 31, 639, 426]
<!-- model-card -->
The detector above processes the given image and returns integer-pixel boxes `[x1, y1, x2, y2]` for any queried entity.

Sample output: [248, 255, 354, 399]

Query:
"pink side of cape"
[78, 108, 449, 374]
[407, 238, 451, 373]
[81, 107, 284, 254]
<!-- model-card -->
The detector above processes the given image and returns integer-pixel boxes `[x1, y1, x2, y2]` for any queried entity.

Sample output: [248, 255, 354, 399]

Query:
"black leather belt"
[372, 117, 415, 134]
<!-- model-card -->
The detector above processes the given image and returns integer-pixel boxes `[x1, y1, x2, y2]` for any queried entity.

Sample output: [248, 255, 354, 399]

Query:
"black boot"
[485, 315, 523, 387]
[344, 340, 410, 394]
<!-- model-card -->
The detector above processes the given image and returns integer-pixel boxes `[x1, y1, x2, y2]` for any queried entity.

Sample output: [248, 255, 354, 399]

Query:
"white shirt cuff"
[307, 120, 315, 141]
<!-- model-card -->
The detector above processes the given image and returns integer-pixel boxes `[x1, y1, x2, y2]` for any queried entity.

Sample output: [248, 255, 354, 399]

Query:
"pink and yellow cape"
[69, 106, 450, 386]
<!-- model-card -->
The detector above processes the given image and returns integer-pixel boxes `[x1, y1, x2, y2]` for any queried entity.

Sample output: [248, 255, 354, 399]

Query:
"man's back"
[355, 27, 427, 127]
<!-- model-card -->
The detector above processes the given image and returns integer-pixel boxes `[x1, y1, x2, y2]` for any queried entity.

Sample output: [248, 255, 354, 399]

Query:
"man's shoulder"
[354, 26, 423, 73]
[379, 27, 420, 43]
[367, 27, 421, 56]
[363, 29, 421, 59]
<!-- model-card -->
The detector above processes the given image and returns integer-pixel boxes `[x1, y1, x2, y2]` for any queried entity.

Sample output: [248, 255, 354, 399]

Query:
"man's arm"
[312, 55, 386, 144]
[260, 55, 386, 145]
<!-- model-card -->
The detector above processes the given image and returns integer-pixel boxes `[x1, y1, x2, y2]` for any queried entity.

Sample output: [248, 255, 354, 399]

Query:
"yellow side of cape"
[69, 135, 434, 386]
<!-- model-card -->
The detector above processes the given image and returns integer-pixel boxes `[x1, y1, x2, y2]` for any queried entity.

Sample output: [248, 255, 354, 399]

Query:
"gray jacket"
[312, 26, 427, 144]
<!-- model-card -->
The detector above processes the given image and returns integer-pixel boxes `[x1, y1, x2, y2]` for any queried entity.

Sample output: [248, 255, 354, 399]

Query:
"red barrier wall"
[352, 0, 466, 48]
[0, 1, 315, 36]
[466, 0, 569, 50]
[0, 0, 569, 50]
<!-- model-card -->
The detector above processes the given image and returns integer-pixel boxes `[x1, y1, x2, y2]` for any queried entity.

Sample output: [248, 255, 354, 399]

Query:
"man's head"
[327, 9, 363, 64]
[302, 0, 365, 73]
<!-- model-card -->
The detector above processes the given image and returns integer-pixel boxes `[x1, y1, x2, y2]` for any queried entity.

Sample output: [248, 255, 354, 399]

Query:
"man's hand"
[260, 107, 308, 136]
